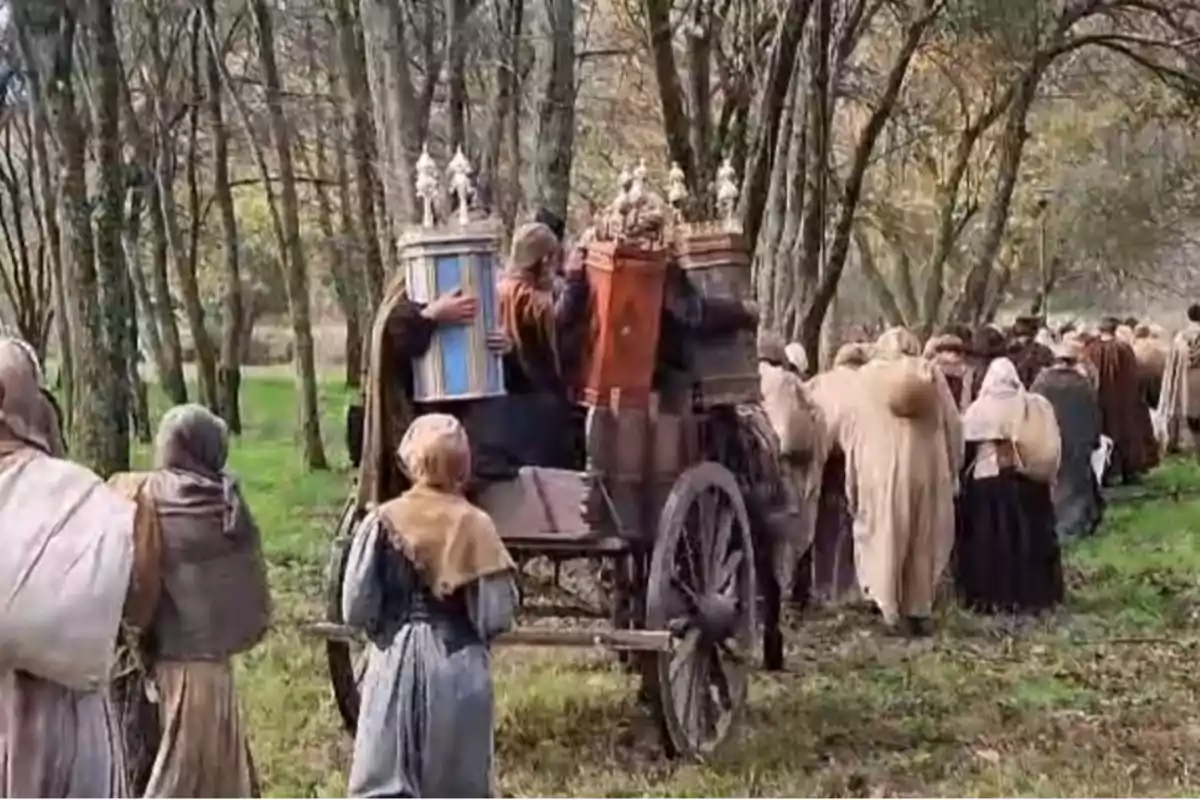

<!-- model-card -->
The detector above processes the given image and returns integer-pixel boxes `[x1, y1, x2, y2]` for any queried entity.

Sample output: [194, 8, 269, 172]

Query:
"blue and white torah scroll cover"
[403, 235, 506, 402]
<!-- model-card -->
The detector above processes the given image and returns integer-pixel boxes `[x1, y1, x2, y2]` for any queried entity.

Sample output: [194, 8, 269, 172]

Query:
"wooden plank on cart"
[475, 467, 601, 541]
[304, 622, 673, 652]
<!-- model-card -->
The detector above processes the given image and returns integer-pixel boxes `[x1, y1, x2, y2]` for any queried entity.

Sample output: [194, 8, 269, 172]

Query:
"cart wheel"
[646, 461, 756, 760]
[325, 496, 369, 734]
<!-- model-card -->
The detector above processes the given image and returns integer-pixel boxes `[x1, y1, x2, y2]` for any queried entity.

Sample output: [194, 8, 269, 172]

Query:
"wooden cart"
[315, 396, 782, 761]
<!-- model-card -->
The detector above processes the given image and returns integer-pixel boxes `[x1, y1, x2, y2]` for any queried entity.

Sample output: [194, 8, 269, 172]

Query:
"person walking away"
[1031, 343, 1105, 541]
[807, 342, 871, 604]
[1006, 316, 1056, 388]
[343, 414, 517, 798]
[0, 338, 147, 798]
[757, 332, 828, 608]
[1157, 304, 1200, 455]
[956, 358, 1064, 613]
[1132, 323, 1168, 408]
[107, 404, 270, 798]
[851, 328, 963, 636]
[1083, 317, 1159, 484]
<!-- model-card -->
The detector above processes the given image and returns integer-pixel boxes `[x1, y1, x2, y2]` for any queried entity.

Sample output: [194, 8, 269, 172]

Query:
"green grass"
[146, 377, 1200, 797]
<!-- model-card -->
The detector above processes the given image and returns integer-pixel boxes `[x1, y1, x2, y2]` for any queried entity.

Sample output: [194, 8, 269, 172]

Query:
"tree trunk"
[121, 184, 152, 444]
[798, 3, 939, 366]
[308, 18, 363, 390]
[360, 0, 420, 231]
[334, 0, 385, 308]
[174, 15, 219, 412]
[250, 0, 329, 469]
[147, 178, 188, 404]
[141, 2, 187, 404]
[202, 0, 244, 434]
[446, 0, 470, 151]
[12, 2, 73, 426]
[954, 61, 1046, 325]
[30, 1, 114, 472]
[534, 0, 576, 219]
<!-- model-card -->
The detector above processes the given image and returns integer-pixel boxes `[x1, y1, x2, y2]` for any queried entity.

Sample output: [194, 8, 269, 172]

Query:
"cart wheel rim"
[325, 496, 367, 734]
[646, 461, 756, 760]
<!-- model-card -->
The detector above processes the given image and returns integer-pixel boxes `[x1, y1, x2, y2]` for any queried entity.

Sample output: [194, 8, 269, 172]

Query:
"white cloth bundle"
[0, 453, 134, 689]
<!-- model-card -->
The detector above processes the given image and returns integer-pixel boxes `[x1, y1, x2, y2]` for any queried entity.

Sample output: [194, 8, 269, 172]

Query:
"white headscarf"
[784, 342, 808, 375]
[962, 357, 1024, 442]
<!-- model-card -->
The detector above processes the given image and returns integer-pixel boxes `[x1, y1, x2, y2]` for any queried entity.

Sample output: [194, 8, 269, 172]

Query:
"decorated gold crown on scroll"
[403, 144, 501, 242]
[594, 155, 742, 247]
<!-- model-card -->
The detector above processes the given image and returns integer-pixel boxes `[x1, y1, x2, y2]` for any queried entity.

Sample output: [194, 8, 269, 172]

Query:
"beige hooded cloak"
[848, 328, 963, 625]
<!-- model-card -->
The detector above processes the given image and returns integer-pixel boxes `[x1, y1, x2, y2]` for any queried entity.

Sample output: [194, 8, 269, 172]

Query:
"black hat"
[534, 208, 566, 242]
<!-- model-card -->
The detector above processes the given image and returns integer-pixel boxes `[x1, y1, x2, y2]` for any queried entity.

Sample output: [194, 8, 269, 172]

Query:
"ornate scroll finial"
[446, 146, 474, 226]
[415, 145, 440, 228]
[629, 160, 648, 206]
[667, 162, 688, 210]
[716, 157, 739, 225]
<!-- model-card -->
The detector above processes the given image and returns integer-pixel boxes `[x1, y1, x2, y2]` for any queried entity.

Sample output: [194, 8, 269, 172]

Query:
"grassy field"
[139, 376, 1200, 797]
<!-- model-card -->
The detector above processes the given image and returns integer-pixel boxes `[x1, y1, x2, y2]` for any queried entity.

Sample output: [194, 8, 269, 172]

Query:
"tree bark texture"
[251, 0, 329, 469]
[534, 0, 576, 219]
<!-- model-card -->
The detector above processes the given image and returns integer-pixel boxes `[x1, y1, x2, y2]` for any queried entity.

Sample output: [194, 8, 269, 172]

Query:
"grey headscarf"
[148, 403, 270, 660]
[152, 403, 241, 533]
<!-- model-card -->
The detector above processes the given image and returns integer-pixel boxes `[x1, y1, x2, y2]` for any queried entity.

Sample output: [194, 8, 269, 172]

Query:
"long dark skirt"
[954, 468, 1064, 614]
[809, 448, 858, 604]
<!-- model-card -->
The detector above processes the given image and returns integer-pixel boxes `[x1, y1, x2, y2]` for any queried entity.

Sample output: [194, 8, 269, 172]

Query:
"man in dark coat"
[1007, 315, 1056, 388]
[1031, 343, 1105, 540]
[1083, 316, 1159, 485]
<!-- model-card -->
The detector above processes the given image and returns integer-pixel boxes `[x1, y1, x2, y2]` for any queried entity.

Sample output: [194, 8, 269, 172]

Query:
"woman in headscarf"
[108, 404, 270, 797]
[956, 358, 1064, 613]
[0, 338, 140, 797]
[343, 413, 517, 798]
[806, 342, 872, 604]
[1031, 343, 1105, 541]
[850, 328, 962, 635]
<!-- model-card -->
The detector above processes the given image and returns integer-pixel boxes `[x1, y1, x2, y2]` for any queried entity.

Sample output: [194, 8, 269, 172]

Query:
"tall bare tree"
[249, 0, 328, 469]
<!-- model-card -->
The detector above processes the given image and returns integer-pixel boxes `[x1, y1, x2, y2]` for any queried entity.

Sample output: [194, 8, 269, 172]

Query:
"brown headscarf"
[378, 414, 515, 598]
[0, 337, 63, 461]
[499, 222, 562, 383]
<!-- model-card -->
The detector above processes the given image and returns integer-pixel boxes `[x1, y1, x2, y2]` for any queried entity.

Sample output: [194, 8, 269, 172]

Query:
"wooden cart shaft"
[305, 622, 674, 653]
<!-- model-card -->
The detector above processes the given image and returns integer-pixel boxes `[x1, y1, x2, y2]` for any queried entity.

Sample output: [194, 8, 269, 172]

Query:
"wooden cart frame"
[316, 399, 780, 761]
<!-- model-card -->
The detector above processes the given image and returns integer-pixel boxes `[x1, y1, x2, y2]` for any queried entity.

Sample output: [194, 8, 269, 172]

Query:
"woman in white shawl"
[955, 358, 1064, 614]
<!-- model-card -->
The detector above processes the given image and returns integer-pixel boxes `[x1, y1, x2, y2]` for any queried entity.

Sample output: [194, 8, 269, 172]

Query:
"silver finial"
[716, 157, 739, 224]
[446, 147, 474, 227]
[415, 145, 440, 228]
[667, 162, 688, 207]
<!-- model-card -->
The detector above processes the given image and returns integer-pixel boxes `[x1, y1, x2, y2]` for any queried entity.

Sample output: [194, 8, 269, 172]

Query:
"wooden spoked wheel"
[646, 462, 756, 760]
[324, 496, 369, 734]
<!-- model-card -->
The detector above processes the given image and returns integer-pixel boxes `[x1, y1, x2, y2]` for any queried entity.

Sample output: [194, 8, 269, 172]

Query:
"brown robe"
[1083, 334, 1159, 480]
[358, 277, 439, 507]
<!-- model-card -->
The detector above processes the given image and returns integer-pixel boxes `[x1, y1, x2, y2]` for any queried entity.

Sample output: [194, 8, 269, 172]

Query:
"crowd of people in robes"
[774, 308, 1183, 640]
[1, 180, 1195, 800]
